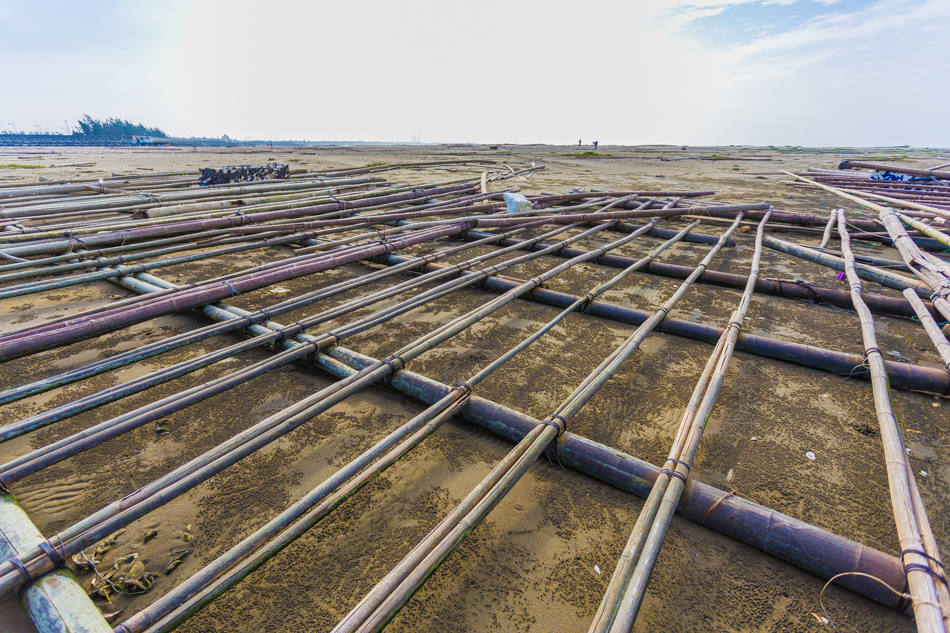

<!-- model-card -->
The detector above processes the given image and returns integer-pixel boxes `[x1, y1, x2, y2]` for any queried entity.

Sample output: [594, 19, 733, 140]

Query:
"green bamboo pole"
[835, 209, 948, 633]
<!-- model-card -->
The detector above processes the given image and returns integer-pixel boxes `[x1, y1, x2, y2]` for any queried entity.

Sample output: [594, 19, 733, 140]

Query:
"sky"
[1, 0, 947, 146]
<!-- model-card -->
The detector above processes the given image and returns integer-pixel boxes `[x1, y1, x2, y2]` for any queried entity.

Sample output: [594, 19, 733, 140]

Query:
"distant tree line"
[74, 114, 167, 138]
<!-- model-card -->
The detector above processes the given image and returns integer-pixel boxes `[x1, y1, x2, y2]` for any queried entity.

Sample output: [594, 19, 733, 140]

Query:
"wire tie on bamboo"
[579, 291, 597, 314]
[380, 354, 407, 380]
[223, 280, 240, 297]
[659, 468, 687, 483]
[928, 281, 950, 301]
[277, 321, 306, 341]
[328, 192, 348, 208]
[817, 572, 948, 627]
[37, 535, 67, 567]
[8, 557, 32, 583]
[704, 490, 737, 518]
[668, 457, 691, 471]
[537, 413, 567, 438]
[115, 624, 133, 633]
[451, 381, 473, 397]
[902, 551, 950, 587]
[907, 550, 946, 571]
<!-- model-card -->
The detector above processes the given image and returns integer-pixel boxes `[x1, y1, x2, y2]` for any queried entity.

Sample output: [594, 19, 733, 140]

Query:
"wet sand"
[0, 144, 947, 632]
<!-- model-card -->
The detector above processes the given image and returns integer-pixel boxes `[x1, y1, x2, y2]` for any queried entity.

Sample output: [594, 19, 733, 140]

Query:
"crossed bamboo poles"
[112, 220, 703, 633]
[0, 199, 653, 478]
[589, 210, 772, 632]
[331, 215, 745, 633]
[0, 166, 946, 632]
[0, 195, 668, 598]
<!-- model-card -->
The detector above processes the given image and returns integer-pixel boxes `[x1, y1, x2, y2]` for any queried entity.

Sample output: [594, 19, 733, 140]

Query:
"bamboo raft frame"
[0, 160, 946, 632]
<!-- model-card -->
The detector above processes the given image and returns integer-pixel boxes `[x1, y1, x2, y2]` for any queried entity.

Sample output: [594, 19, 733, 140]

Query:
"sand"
[0, 144, 946, 632]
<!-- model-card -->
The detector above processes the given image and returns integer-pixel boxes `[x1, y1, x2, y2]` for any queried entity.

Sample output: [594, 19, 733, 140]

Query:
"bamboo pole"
[0, 214, 617, 454]
[0, 177, 384, 219]
[0, 183, 477, 254]
[783, 172, 950, 324]
[897, 212, 950, 249]
[377, 251, 950, 394]
[0, 208, 659, 600]
[115, 221, 702, 633]
[0, 494, 113, 633]
[0, 220, 551, 409]
[838, 160, 950, 180]
[902, 289, 950, 372]
[331, 218, 747, 633]
[118, 287, 912, 616]
[836, 209, 948, 633]
[819, 210, 838, 249]
[598, 211, 772, 633]
[459, 227, 932, 319]
[762, 235, 931, 297]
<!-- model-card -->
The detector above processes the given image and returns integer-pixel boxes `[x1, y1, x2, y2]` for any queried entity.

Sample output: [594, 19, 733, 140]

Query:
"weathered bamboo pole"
[783, 172, 950, 324]
[0, 215, 615, 454]
[459, 227, 931, 319]
[0, 222, 474, 362]
[230, 203, 772, 236]
[897, 212, 950, 249]
[0, 177, 384, 219]
[332, 218, 747, 633]
[0, 220, 551, 408]
[838, 160, 950, 180]
[103, 277, 913, 617]
[377, 251, 950, 393]
[0, 192, 651, 357]
[836, 210, 948, 633]
[902, 289, 950, 372]
[0, 494, 113, 633]
[113, 222, 702, 633]
[0, 183, 477, 255]
[762, 235, 931, 297]
[819, 210, 838, 249]
[0, 211, 658, 600]
[599, 212, 772, 633]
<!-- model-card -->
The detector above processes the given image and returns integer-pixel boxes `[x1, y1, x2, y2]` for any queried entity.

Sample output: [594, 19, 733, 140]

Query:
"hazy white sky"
[2, 0, 947, 146]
